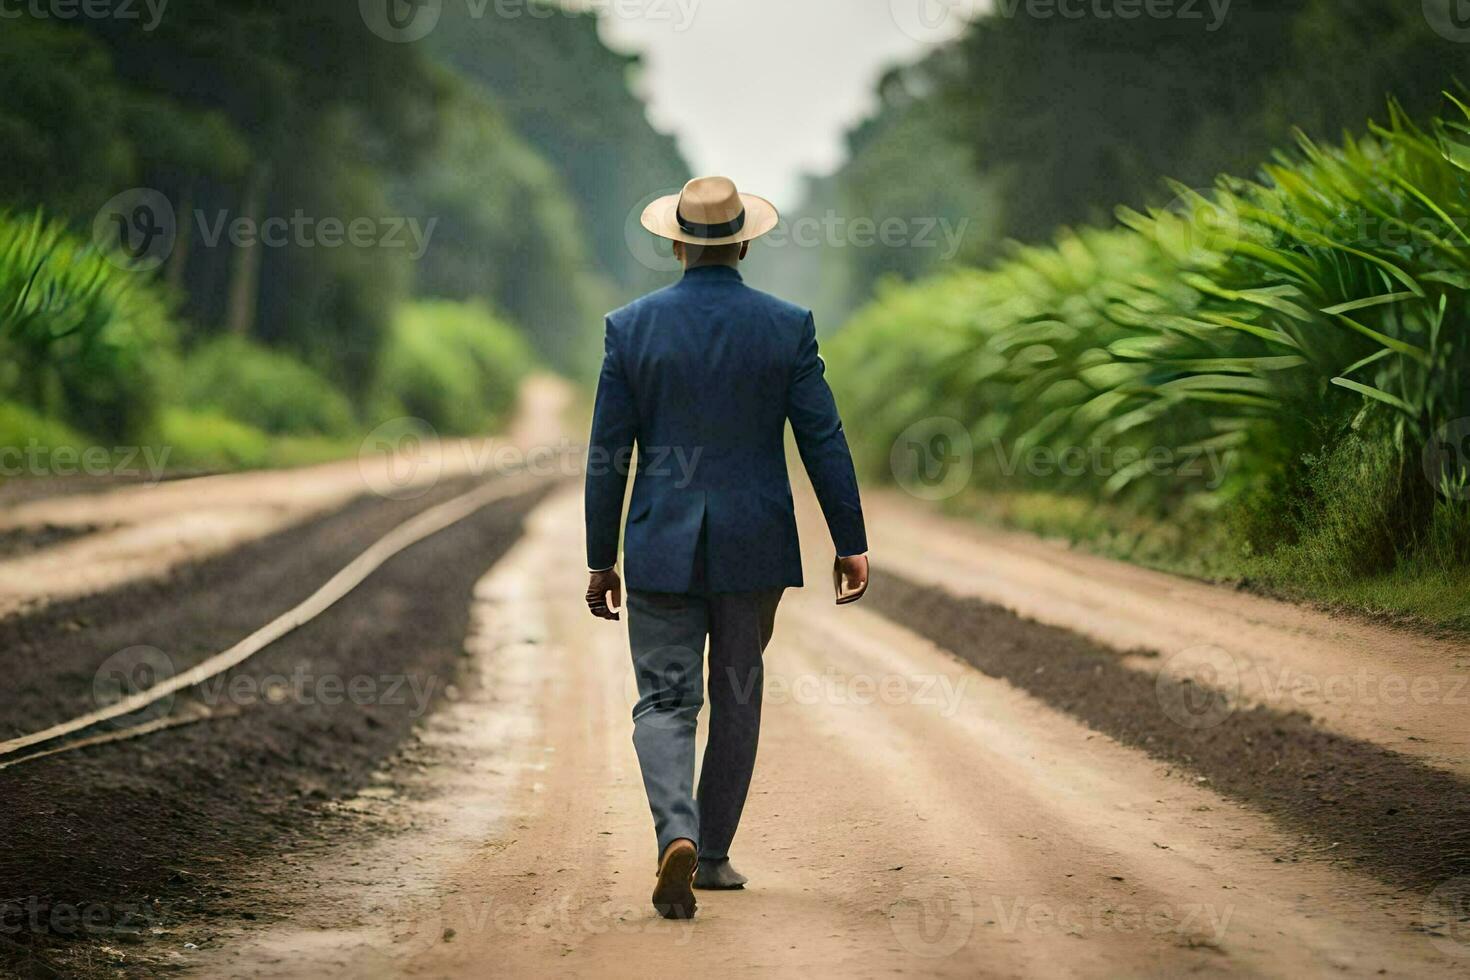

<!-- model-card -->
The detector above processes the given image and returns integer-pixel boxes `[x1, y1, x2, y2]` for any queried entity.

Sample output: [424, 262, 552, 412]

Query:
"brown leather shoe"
[652, 838, 698, 919]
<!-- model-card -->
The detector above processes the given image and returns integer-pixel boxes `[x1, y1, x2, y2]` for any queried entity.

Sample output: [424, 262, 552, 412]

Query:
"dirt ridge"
[867, 569, 1470, 892]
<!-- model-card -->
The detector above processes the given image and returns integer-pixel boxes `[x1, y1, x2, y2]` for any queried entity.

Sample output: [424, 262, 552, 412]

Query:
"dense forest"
[0, 2, 687, 464]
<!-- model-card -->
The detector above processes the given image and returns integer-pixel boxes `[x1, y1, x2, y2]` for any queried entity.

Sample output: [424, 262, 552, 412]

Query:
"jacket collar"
[681, 264, 743, 283]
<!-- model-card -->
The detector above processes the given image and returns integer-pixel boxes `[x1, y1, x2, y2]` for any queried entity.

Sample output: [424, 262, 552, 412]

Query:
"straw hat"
[640, 176, 779, 246]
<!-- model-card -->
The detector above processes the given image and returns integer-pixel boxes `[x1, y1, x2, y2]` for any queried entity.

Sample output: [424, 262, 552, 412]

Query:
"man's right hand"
[586, 567, 623, 621]
[834, 553, 869, 604]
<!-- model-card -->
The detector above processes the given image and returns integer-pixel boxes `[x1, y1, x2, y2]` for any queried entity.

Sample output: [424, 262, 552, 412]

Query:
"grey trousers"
[626, 588, 784, 861]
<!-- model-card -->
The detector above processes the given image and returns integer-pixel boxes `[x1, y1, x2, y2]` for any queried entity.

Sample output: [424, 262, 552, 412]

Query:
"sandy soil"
[0, 377, 572, 621]
[863, 492, 1470, 779]
[184, 487, 1467, 978]
[6, 382, 1468, 977]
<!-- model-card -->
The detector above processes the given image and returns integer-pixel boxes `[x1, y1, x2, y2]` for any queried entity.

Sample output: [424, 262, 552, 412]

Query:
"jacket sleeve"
[787, 311, 867, 557]
[585, 317, 637, 570]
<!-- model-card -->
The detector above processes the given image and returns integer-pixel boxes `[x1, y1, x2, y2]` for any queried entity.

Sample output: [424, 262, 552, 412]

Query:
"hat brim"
[639, 192, 780, 246]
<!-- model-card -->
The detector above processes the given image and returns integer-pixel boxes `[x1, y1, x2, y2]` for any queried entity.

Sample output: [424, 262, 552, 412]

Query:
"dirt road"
[185, 487, 1464, 978]
[3, 379, 1468, 977]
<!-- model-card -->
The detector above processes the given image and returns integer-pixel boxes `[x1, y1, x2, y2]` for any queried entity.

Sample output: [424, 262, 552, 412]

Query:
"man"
[584, 176, 870, 920]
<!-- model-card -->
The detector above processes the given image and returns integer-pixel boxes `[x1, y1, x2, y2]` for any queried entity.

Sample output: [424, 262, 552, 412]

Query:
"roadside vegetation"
[830, 98, 1470, 628]
[773, 0, 1470, 629]
[0, 3, 687, 479]
[0, 210, 543, 472]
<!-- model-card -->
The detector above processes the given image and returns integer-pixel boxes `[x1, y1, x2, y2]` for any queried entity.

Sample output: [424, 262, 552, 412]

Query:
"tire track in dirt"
[183, 487, 1465, 978]
[0, 475, 556, 978]
[866, 570, 1470, 893]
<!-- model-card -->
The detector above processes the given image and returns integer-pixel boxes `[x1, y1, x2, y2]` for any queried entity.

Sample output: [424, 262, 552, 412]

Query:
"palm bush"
[0, 211, 174, 441]
[829, 96, 1470, 585]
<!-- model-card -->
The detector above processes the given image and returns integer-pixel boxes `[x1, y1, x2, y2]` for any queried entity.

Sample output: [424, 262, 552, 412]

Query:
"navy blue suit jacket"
[584, 265, 867, 594]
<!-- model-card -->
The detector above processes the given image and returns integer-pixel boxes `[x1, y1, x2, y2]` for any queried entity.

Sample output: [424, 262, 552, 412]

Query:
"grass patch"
[944, 478, 1470, 632]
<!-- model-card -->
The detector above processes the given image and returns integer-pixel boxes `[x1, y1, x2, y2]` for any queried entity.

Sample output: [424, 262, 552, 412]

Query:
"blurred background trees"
[0, 0, 688, 455]
[3, 0, 1469, 622]
[757, 0, 1470, 331]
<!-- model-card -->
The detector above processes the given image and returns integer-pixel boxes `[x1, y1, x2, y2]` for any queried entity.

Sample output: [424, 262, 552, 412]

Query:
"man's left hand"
[586, 568, 622, 621]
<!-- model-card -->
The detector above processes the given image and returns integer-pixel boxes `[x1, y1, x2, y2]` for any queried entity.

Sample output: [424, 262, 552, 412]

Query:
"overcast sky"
[595, 0, 977, 210]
